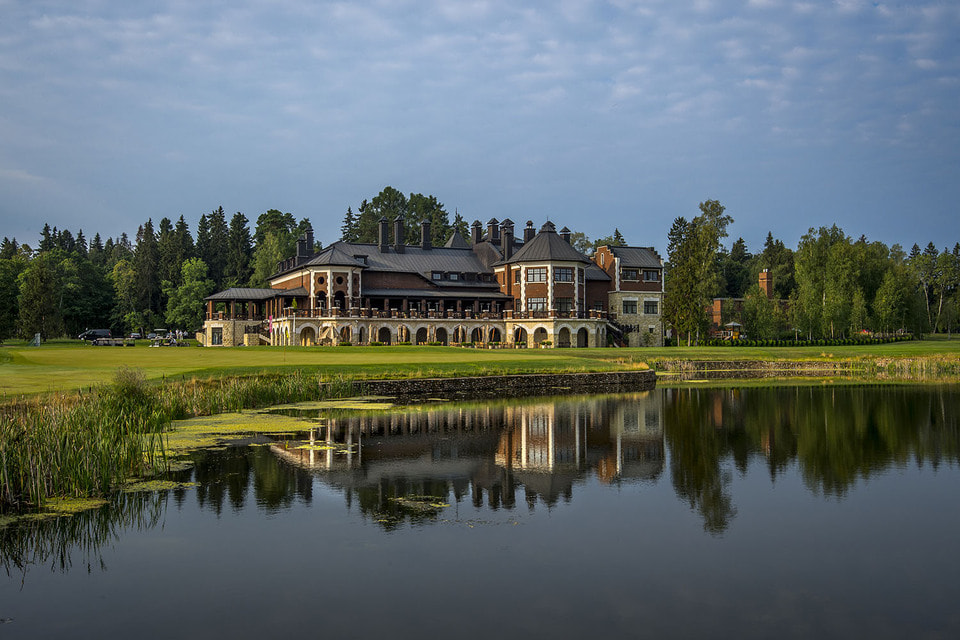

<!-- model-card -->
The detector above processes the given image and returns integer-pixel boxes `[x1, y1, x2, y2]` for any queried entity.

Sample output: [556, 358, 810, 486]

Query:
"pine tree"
[341, 207, 358, 242]
[225, 212, 253, 287]
[134, 219, 160, 314]
[204, 207, 229, 289]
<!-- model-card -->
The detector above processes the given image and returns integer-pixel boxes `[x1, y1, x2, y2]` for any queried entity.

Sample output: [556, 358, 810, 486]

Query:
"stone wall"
[320, 369, 656, 401]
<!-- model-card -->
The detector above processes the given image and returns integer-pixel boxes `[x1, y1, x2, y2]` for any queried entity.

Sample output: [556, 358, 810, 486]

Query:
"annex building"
[201, 217, 663, 348]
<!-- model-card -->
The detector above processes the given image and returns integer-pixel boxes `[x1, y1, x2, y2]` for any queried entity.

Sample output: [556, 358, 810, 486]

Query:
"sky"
[1, 0, 958, 255]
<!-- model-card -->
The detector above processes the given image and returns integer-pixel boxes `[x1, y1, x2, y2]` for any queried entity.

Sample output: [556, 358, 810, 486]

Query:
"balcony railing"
[208, 307, 608, 322]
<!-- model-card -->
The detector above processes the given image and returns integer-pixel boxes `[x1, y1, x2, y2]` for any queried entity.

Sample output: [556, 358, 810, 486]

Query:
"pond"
[2, 384, 959, 639]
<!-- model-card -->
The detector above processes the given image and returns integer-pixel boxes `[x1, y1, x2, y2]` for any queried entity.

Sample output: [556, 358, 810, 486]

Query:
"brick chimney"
[523, 220, 535, 243]
[487, 218, 500, 246]
[378, 217, 389, 252]
[471, 220, 482, 246]
[421, 219, 431, 250]
[501, 219, 514, 260]
[759, 269, 773, 299]
[393, 215, 404, 253]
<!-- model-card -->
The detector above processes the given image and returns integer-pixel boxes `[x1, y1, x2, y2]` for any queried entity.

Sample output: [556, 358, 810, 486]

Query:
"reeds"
[0, 369, 356, 511]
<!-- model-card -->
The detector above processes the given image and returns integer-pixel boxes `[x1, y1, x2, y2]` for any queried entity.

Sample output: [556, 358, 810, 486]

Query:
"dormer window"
[354, 255, 368, 265]
[449, 272, 460, 281]
[432, 271, 443, 280]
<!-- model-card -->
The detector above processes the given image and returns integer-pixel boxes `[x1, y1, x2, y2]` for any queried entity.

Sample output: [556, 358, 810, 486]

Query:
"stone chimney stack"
[471, 220, 482, 246]
[421, 219, 432, 250]
[378, 217, 389, 252]
[524, 220, 536, 243]
[393, 215, 405, 253]
[305, 227, 314, 254]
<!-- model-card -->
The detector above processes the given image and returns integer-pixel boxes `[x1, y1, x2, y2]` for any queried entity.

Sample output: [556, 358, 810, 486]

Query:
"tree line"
[663, 200, 960, 344]
[0, 207, 314, 341]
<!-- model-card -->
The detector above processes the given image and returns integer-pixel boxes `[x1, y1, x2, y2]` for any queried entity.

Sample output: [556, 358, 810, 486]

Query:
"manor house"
[201, 217, 663, 348]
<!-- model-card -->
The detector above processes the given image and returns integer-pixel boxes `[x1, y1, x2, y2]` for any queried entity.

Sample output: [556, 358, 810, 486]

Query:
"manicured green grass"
[0, 342, 637, 397]
[2, 337, 959, 398]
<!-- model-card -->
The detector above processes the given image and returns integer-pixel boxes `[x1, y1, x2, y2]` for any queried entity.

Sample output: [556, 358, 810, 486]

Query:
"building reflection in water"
[266, 393, 664, 519]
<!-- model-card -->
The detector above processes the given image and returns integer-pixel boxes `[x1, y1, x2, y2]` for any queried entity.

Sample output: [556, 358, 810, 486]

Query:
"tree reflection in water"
[4, 385, 958, 569]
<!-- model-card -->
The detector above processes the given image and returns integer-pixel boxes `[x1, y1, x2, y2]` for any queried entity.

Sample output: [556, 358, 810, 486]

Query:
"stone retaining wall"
[321, 369, 656, 400]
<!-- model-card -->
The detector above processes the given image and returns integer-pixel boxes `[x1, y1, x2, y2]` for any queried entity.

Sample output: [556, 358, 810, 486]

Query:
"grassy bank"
[3, 338, 960, 398]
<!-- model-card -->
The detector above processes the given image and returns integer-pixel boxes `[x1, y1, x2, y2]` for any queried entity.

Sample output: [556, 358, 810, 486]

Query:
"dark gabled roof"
[606, 246, 663, 269]
[499, 221, 591, 265]
[205, 287, 278, 301]
[304, 241, 490, 279]
[472, 241, 504, 269]
[205, 286, 307, 301]
[584, 262, 612, 281]
[306, 242, 368, 267]
[444, 230, 471, 249]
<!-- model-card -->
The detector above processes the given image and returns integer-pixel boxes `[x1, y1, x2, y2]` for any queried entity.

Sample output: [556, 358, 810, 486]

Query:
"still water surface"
[3, 385, 959, 639]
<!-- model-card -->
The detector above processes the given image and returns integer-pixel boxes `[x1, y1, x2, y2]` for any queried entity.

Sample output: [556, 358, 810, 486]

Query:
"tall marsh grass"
[0, 368, 355, 510]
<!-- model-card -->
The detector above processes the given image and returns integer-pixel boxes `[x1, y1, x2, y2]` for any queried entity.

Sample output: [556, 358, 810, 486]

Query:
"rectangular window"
[555, 267, 573, 282]
[432, 272, 443, 281]
[211, 327, 223, 346]
[622, 268, 638, 281]
[527, 267, 547, 282]
[514, 269, 521, 284]
[643, 270, 660, 282]
[448, 272, 460, 281]
[527, 297, 547, 312]
[556, 297, 573, 312]
[623, 300, 638, 315]
[578, 268, 585, 283]
[644, 301, 659, 314]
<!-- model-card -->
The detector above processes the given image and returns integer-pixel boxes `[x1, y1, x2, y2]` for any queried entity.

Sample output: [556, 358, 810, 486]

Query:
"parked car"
[146, 332, 157, 340]
[78, 329, 112, 341]
[129, 332, 142, 340]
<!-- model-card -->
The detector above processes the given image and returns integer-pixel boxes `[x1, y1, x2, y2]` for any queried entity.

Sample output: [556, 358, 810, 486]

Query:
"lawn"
[2, 337, 959, 398]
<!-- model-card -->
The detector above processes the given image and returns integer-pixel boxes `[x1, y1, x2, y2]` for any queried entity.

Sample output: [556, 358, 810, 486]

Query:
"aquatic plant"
[0, 369, 356, 511]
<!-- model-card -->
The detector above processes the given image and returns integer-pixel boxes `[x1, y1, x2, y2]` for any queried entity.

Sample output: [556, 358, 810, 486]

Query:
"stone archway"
[470, 327, 483, 343]
[453, 325, 467, 343]
[533, 327, 549, 346]
[416, 327, 428, 345]
[577, 327, 588, 348]
[514, 327, 528, 347]
[377, 326, 392, 344]
[300, 326, 317, 346]
[557, 327, 571, 348]
[334, 291, 346, 309]
[435, 327, 448, 345]
[489, 327, 502, 343]
[358, 326, 367, 345]
[338, 326, 352, 344]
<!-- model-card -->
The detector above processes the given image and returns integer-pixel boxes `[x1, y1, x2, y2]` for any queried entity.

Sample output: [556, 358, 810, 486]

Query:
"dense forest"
[1, 191, 957, 343]
[663, 200, 960, 343]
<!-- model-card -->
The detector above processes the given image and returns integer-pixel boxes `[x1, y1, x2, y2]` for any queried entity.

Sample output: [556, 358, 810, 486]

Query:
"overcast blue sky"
[2, 0, 958, 254]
